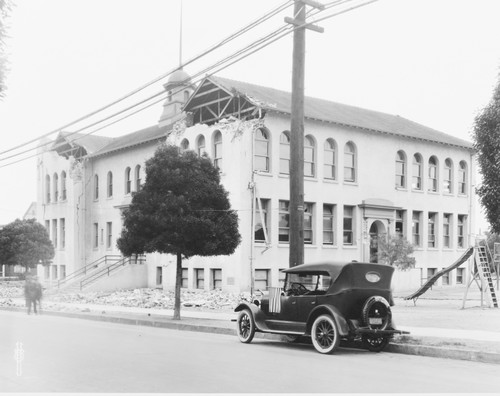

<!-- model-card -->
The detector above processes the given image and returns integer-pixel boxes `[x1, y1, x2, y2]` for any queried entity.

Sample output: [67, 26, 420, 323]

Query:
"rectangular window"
[52, 219, 58, 248]
[254, 198, 269, 243]
[412, 211, 421, 247]
[45, 220, 50, 236]
[304, 145, 314, 177]
[458, 215, 466, 248]
[304, 202, 313, 244]
[395, 210, 405, 237]
[195, 269, 204, 289]
[44, 265, 50, 280]
[60, 265, 66, 280]
[343, 206, 354, 245]
[106, 222, 112, 249]
[456, 268, 464, 284]
[60, 218, 66, 249]
[323, 204, 335, 245]
[254, 269, 270, 291]
[279, 135, 290, 175]
[443, 213, 451, 248]
[181, 268, 188, 288]
[52, 265, 58, 280]
[156, 267, 162, 285]
[211, 269, 222, 290]
[442, 269, 450, 285]
[428, 212, 437, 248]
[278, 200, 290, 243]
[93, 223, 99, 248]
[427, 268, 436, 281]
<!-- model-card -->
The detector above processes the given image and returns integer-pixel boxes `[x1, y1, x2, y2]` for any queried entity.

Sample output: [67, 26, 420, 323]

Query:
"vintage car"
[234, 261, 408, 354]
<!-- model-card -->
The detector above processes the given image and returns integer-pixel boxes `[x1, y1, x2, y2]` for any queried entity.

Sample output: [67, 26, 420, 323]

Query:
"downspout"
[249, 125, 256, 296]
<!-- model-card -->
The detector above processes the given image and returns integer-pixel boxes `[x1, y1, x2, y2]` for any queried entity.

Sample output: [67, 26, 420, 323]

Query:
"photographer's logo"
[14, 342, 24, 377]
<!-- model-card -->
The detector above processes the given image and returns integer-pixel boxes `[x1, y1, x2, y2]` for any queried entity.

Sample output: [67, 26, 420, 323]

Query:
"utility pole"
[285, 0, 323, 267]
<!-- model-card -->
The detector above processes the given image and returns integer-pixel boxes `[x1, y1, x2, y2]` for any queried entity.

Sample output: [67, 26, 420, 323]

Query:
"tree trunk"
[173, 252, 182, 320]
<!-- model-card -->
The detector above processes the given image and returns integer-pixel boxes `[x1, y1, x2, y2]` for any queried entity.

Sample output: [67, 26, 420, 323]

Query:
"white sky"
[0, 0, 499, 225]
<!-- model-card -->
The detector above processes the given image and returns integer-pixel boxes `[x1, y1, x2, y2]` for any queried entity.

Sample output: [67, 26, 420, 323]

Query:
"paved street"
[1, 310, 499, 393]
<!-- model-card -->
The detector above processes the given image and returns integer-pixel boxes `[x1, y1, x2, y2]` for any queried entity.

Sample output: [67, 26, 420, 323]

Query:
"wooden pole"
[287, 0, 323, 267]
[289, 0, 306, 268]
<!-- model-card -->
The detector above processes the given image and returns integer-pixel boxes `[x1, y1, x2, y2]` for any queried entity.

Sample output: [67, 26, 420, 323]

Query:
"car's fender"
[306, 304, 350, 336]
[234, 302, 267, 331]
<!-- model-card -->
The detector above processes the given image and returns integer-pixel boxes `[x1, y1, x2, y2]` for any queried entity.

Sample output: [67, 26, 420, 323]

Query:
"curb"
[2, 306, 500, 364]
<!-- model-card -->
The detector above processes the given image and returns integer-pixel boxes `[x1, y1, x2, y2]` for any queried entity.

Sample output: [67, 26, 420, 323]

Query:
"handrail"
[56, 255, 122, 289]
[79, 255, 146, 290]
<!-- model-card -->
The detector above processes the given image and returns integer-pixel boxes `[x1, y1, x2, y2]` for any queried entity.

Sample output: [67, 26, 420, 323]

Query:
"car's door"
[290, 295, 317, 323]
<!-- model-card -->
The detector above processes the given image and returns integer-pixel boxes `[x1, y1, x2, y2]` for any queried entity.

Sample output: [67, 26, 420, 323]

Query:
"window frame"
[343, 142, 356, 183]
[304, 135, 315, 178]
[343, 205, 355, 245]
[279, 131, 291, 175]
[213, 130, 223, 170]
[125, 167, 132, 195]
[428, 156, 438, 192]
[254, 128, 270, 172]
[107, 171, 113, 198]
[323, 204, 335, 245]
[458, 161, 467, 195]
[412, 211, 422, 247]
[443, 158, 453, 194]
[278, 200, 290, 243]
[395, 150, 406, 188]
[323, 139, 336, 180]
[412, 154, 423, 190]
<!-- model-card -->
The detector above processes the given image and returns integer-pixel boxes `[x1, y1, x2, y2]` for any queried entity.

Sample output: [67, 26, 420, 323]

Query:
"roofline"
[265, 108, 474, 151]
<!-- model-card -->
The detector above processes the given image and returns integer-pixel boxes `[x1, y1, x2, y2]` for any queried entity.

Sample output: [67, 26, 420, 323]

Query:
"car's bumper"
[355, 328, 410, 336]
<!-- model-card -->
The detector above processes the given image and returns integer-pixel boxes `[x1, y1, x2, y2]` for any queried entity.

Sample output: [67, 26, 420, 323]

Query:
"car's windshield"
[285, 272, 331, 293]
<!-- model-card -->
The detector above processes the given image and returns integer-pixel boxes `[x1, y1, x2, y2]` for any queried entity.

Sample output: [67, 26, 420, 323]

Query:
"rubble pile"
[46, 288, 242, 311]
[0, 281, 24, 299]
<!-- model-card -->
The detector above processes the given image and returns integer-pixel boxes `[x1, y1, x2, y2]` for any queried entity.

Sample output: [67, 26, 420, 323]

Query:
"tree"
[473, 73, 500, 233]
[0, 219, 54, 271]
[0, 0, 12, 99]
[377, 235, 416, 271]
[117, 144, 241, 320]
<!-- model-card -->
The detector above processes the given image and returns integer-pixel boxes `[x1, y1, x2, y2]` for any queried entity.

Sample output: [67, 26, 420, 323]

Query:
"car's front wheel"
[236, 309, 255, 343]
[311, 314, 340, 354]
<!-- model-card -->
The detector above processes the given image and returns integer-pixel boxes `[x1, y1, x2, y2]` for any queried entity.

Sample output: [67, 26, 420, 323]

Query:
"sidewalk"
[2, 285, 500, 364]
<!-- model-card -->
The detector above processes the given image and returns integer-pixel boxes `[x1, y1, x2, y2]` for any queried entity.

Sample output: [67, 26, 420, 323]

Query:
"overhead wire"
[0, 0, 377, 169]
[0, 0, 295, 158]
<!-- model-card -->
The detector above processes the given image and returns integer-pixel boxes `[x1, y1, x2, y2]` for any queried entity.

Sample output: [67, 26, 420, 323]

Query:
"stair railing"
[79, 255, 146, 290]
[56, 255, 122, 289]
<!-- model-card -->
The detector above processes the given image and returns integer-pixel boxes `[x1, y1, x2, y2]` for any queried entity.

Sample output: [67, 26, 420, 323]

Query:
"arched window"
[412, 154, 423, 190]
[125, 167, 131, 194]
[94, 174, 99, 200]
[428, 156, 438, 192]
[458, 161, 467, 194]
[135, 165, 141, 191]
[61, 171, 67, 200]
[279, 132, 290, 175]
[395, 150, 406, 188]
[45, 175, 51, 203]
[444, 158, 453, 194]
[180, 138, 189, 151]
[254, 128, 270, 172]
[53, 173, 59, 202]
[107, 171, 113, 198]
[183, 90, 190, 103]
[213, 130, 223, 169]
[197, 135, 206, 156]
[343, 142, 356, 182]
[304, 135, 315, 177]
[324, 139, 336, 180]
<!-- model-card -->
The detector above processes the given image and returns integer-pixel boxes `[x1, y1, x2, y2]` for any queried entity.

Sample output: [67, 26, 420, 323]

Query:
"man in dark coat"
[24, 276, 42, 314]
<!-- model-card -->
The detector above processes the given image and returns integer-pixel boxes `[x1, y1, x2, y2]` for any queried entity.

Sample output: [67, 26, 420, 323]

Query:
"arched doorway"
[369, 221, 386, 263]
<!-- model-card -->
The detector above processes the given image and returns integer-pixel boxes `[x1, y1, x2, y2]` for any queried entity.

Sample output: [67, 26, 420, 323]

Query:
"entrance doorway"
[369, 221, 386, 263]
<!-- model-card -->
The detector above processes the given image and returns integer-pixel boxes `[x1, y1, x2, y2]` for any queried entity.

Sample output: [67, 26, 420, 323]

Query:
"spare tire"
[361, 296, 391, 330]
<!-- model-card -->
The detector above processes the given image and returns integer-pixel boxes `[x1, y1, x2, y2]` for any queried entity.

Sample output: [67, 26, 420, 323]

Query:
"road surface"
[1, 310, 498, 393]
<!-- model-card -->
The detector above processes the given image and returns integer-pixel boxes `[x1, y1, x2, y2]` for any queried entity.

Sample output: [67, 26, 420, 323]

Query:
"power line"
[0, 0, 376, 169]
[0, 0, 294, 158]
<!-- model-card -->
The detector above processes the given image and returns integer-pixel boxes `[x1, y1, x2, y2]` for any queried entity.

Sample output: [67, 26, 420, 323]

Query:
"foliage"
[117, 144, 241, 319]
[473, 73, 500, 233]
[377, 234, 416, 271]
[0, 0, 13, 99]
[0, 218, 54, 269]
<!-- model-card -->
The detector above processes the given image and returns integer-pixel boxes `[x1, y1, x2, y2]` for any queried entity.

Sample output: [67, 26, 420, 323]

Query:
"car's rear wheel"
[236, 309, 255, 343]
[311, 315, 340, 354]
[361, 296, 391, 330]
[362, 334, 390, 352]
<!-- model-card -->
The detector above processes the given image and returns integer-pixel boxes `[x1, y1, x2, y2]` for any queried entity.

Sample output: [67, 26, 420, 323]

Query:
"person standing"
[24, 276, 39, 315]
